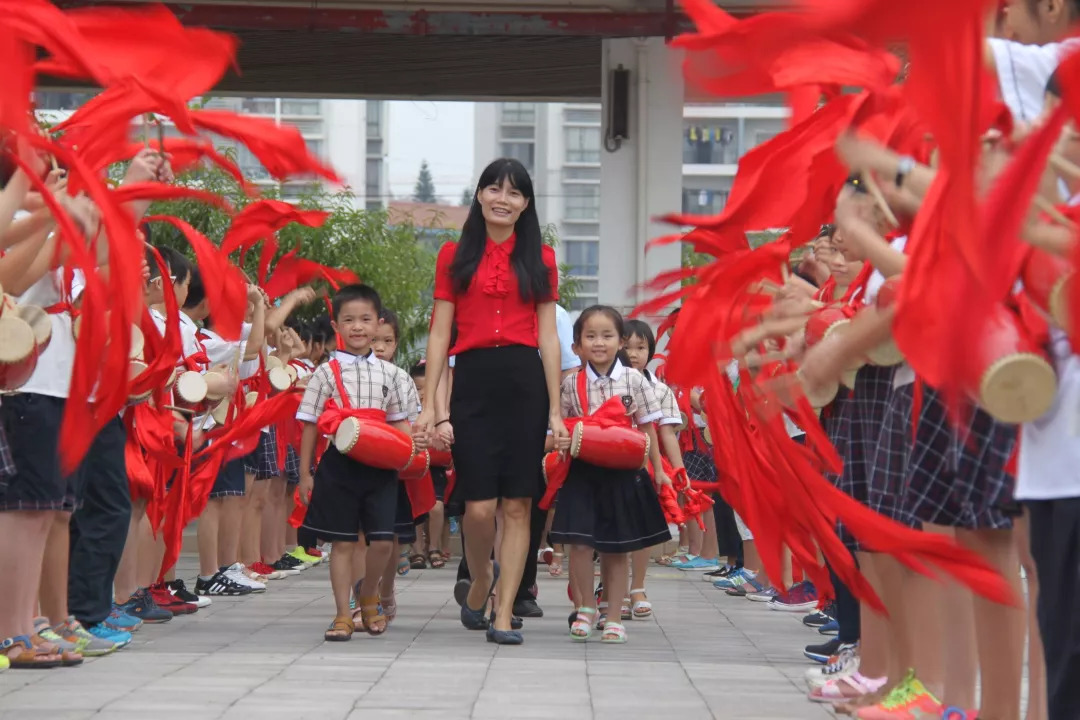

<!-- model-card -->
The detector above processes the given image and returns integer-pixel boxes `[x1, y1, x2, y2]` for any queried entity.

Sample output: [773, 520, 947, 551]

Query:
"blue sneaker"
[675, 556, 721, 571]
[104, 605, 143, 633]
[86, 623, 133, 649]
[818, 618, 839, 635]
[713, 567, 757, 590]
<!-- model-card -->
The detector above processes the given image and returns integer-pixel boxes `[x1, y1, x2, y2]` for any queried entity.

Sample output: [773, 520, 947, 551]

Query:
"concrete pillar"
[598, 37, 684, 314]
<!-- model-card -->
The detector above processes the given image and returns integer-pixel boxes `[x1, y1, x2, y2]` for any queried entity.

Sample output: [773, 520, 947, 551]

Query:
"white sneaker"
[225, 563, 266, 593]
[805, 644, 859, 689]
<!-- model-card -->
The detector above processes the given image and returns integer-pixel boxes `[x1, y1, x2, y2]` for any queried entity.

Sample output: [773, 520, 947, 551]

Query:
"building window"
[281, 99, 320, 116]
[570, 279, 599, 311]
[305, 138, 325, 159]
[683, 124, 737, 164]
[33, 91, 94, 111]
[565, 240, 599, 277]
[366, 200, 384, 211]
[366, 139, 383, 157]
[561, 221, 600, 238]
[564, 107, 601, 124]
[500, 125, 535, 140]
[752, 130, 777, 148]
[237, 146, 270, 181]
[501, 102, 536, 124]
[366, 101, 383, 138]
[365, 158, 381, 198]
[564, 185, 600, 221]
[500, 142, 535, 172]
[241, 98, 277, 115]
[682, 189, 729, 215]
[565, 127, 601, 164]
[563, 166, 601, 182]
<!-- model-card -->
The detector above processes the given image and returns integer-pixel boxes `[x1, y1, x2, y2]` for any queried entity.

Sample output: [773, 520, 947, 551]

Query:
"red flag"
[189, 110, 340, 183]
[262, 249, 359, 301]
[143, 215, 248, 340]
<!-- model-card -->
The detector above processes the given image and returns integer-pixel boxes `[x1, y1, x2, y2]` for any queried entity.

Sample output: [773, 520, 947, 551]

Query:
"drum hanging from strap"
[967, 304, 1057, 424]
[265, 355, 284, 372]
[399, 450, 430, 481]
[1022, 247, 1071, 331]
[804, 307, 850, 348]
[333, 416, 417, 471]
[284, 364, 298, 384]
[128, 360, 153, 403]
[0, 315, 39, 391]
[129, 324, 145, 360]
[568, 422, 649, 470]
[174, 371, 209, 413]
[428, 447, 453, 468]
[13, 305, 52, 357]
[203, 370, 226, 402]
[267, 366, 292, 394]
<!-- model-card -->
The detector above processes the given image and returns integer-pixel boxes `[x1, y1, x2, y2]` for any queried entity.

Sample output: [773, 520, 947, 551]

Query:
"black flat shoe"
[487, 625, 524, 645]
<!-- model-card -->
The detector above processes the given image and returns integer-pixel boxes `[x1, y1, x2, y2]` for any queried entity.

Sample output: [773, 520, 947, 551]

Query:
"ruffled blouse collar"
[482, 234, 516, 298]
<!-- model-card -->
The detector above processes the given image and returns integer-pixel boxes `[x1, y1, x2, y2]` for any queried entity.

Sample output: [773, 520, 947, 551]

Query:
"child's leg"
[600, 551, 629, 638]
[114, 499, 147, 601]
[379, 539, 400, 614]
[568, 544, 595, 610]
[699, 510, 719, 562]
[629, 548, 651, 615]
[1015, 511, 1047, 720]
[957, 527, 1025, 719]
[358, 539, 394, 632]
[328, 540, 356, 618]
[136, 514, 164, 589]
[260, 476, 286, 564]
[197, 499, 222, 578]
[277, 485, 292, 559]
[219, 495, 244, 567]
[428, 500, 445, 556]
[685, 517, 703, 556]
[241, 477, 268, 566]
[0, 510, 51, 651]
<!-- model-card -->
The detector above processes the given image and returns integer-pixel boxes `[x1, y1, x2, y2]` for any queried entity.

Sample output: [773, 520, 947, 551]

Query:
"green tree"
[144, 155, 437, 368]
[413, 160, 437, 203]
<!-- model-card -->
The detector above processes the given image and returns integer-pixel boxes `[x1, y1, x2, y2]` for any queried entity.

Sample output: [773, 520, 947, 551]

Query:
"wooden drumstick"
[862, 173, 900, 228]
[1032, 194, 1077, 230]
[142, 113, 152, 149]
[1050, 152, 1080, 180]
[163, 405, 195, 415]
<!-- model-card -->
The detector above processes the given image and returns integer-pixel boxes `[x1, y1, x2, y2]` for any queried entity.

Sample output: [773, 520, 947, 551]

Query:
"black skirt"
[549, 462, 671, 553]
[450, 345, 549, 502]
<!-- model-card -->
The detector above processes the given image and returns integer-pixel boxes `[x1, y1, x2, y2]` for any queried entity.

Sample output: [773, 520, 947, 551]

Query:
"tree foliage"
[143, 155, 580, 368]
[144, 157, 437, 368]
[413, 159, 437, 203]
[460, 187, 473, 206]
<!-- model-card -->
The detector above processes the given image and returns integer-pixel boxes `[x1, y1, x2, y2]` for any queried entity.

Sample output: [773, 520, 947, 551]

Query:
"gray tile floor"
[0, 555, 837, 719]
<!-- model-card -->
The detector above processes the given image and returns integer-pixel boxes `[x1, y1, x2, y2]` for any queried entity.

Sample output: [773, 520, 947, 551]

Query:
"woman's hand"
[549, 411, 570, 452]
[654, 469, 672, 488]
[436, 421, 455, 449]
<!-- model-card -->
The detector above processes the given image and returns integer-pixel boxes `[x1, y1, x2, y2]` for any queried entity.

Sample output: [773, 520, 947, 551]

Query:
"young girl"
[371, 307, 421, 623]
[622, 319, 686, 620]
[549, 306, 671, 644]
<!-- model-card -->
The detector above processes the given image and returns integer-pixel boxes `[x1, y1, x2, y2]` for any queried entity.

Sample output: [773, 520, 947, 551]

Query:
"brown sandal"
[427, 550, 446, 569]
[354, 596, 388, 636]
[1, 635, 62, 669]
[32, 634, 82, 667]
[323, 616, 354, 642]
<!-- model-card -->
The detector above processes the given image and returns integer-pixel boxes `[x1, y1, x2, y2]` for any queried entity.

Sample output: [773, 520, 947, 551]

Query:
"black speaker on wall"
[609, 65, 630, 141]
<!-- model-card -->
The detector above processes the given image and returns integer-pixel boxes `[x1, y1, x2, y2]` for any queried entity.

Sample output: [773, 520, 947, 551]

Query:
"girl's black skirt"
[549, 461, 671, 554]
[450, 345, 549, 502]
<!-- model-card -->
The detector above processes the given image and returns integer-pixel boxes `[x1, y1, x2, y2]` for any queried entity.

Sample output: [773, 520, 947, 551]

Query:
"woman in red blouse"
[416, 158, 570, 645]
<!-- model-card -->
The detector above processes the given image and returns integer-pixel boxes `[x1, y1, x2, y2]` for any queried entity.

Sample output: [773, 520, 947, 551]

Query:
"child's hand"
[654, 469, 672, 488]
[549, 411, 570, 451]
[246, 283, 263, 303]
[124, 149, 164, 185]
[412, 423, 431, 451]
[290, 287, 317, 305]
[299, 473, 314, 506]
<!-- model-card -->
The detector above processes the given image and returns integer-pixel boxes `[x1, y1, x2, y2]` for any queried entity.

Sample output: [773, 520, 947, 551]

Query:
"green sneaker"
[53, 617, 118, 657]
[288, 546, 320, 567]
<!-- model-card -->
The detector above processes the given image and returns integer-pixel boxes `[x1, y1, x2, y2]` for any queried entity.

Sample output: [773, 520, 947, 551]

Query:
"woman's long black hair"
[450, 158, 551, 302]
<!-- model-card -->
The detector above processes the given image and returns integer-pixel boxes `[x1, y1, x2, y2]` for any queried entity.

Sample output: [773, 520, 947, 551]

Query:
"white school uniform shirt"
[988, 38, 1078, 125]
[560, 359, 663, 426]
[555, 304, 581, 371]
[16, 269, 77, 399]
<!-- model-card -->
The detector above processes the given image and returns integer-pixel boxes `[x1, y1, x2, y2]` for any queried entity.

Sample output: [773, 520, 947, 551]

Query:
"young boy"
[296, 284, 424, 640]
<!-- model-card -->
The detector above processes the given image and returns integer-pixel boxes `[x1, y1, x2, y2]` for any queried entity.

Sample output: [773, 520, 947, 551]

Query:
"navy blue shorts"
[0, 394, 86, 512]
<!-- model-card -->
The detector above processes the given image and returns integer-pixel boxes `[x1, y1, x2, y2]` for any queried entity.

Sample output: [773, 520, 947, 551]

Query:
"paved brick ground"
[0, 554, 837, 719]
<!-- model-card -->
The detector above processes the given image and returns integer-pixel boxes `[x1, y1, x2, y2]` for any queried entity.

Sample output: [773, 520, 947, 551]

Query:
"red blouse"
[433, 235, 559, 355]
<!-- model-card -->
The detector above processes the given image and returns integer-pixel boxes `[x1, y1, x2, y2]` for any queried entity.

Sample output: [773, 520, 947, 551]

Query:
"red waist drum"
[967, 304, 1056, 424]
[399, 450, 430, 481]
[569, 423, 649, 470]
[428, 447, 453, 468]
[333, 416, 417, 471]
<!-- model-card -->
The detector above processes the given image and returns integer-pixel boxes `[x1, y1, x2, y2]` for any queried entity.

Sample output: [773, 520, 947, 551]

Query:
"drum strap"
[329, 359, 351, 410]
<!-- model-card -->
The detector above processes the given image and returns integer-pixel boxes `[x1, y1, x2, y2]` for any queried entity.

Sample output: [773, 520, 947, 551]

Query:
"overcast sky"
[387, 101, 475, 205]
